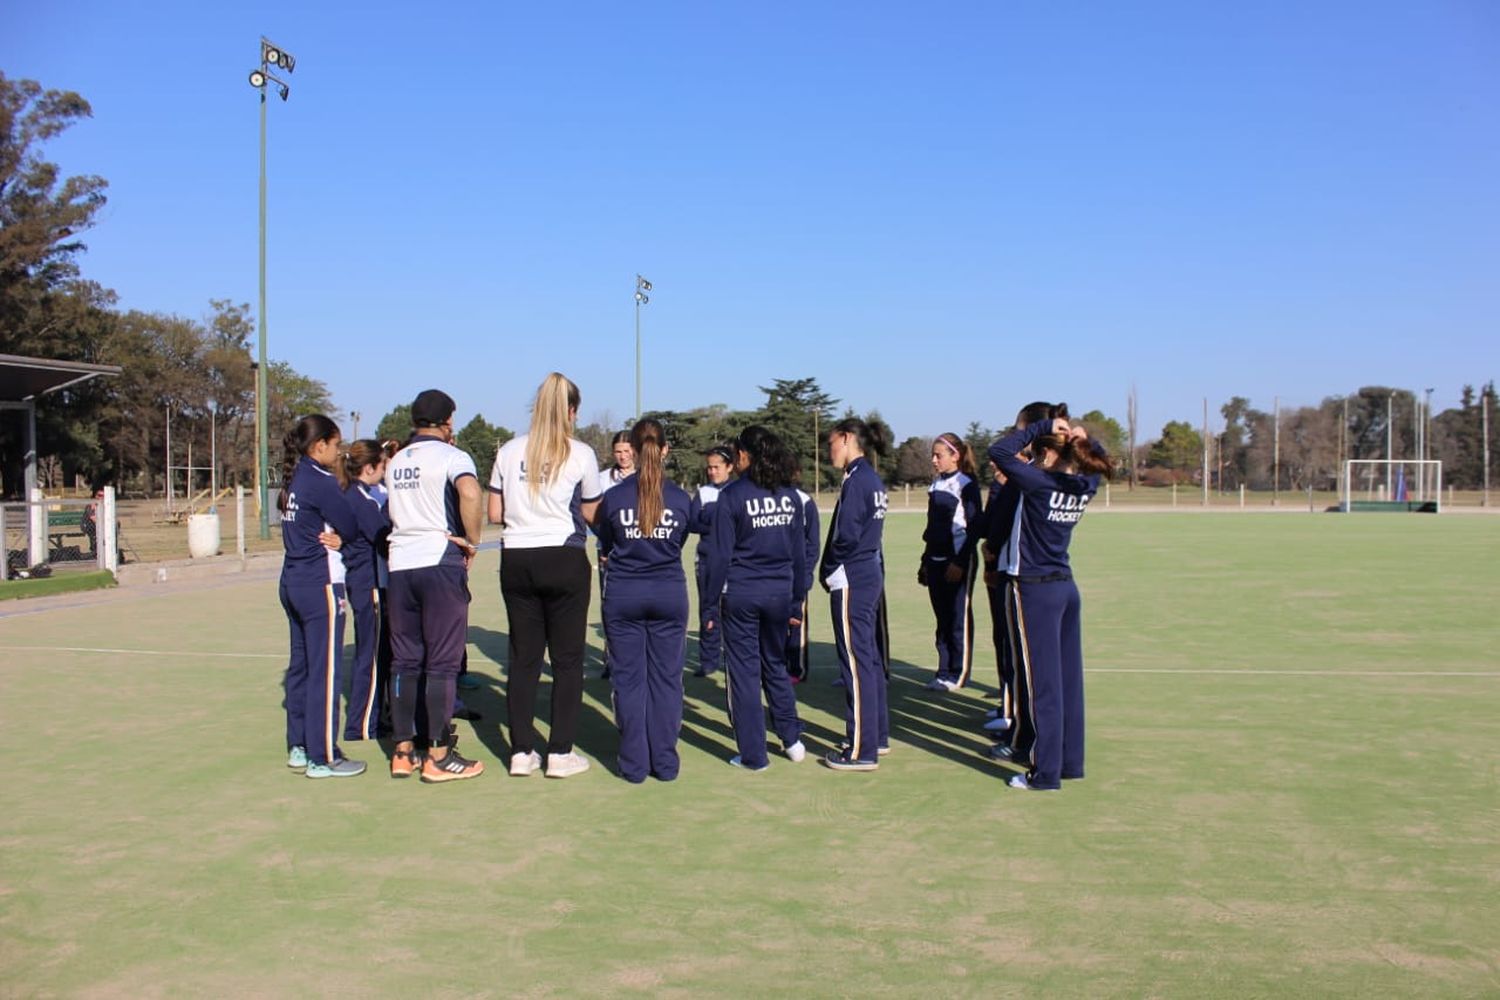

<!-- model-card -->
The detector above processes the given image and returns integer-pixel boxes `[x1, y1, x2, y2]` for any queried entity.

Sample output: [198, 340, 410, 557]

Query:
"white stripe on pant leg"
[359, 587, 380, 739]
[843, 585, 862, 757]
[1012, 586, 1038, 767]
[324, 585, 337, 761]
[956, 567, 974, 687]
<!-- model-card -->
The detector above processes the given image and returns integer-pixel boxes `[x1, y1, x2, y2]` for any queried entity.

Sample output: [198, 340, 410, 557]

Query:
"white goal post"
[1342, 459, 1442, 512]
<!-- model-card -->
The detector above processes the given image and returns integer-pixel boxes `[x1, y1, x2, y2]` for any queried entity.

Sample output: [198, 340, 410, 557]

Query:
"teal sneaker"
[286, 746, 308, 771]
[306, 758, 367, 779]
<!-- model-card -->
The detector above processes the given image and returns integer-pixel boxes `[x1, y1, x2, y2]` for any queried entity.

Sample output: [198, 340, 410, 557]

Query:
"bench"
[47, 509, 94, 554]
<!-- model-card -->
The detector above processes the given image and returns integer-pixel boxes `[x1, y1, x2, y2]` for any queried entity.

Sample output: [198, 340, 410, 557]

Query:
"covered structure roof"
[0, 353, 121, 400]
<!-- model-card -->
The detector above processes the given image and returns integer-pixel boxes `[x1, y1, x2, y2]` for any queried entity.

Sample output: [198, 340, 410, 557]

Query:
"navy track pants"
[723, 589, 803, 768]
[604, 582, 688, 781]
[829, 563, 889, 762]
[387, 564, 470, 748]
[925, 557, 976, 686]
[281, 580, 347, 767]
[1013, 578, 1084, 789]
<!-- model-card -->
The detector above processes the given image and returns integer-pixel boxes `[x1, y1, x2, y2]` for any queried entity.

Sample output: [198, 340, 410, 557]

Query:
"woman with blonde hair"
[488, 373, 603, 779]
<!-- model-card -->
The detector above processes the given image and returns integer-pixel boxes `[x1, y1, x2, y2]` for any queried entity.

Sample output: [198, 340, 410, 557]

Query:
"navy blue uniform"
[921, 470, 981, 687]
[784, 489, 819, 681]
[688, 482, 726, 675]
[982, 474, 1031, 753]
[705, 477, 809, 769]
[279, 456, 358, 767]
[989, 421, 1098, 790]
[596, 476, 692, 782]
[819, 457, 889, 763]
[342, 481, 391, 740]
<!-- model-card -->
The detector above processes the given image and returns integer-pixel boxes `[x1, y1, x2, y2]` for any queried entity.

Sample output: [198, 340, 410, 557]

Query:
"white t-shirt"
[385, 436, 478, 572]
[489, 435, 603, 549]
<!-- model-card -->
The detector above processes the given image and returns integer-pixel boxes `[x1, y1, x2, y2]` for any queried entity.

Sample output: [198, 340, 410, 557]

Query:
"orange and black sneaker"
[420, 748, 484, 783]
[389, 748, 422, 779]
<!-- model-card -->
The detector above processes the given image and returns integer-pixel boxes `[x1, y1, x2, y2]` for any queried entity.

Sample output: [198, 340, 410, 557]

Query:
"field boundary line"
[1090, 667, 1500, 677]
[4, 644, 283, 660]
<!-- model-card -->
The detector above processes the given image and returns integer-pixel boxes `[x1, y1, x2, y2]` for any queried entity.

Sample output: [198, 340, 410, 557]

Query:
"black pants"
[501, 545, 592, 755]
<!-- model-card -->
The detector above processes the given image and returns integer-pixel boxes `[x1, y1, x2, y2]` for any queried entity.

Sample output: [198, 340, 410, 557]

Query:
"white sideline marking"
[5, 645, 282, 660]
[1090, 667, 1499, 677]
[4, 646, 1496, 676]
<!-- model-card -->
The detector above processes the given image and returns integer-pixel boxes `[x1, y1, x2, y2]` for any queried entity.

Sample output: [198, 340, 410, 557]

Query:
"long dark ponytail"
[278, 414, 340, 511]
[630, 418, 667, 533]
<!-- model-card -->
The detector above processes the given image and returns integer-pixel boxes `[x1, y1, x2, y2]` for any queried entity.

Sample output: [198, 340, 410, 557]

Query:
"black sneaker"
[823, 750, 878, 772]
[420, 748, 485, 783]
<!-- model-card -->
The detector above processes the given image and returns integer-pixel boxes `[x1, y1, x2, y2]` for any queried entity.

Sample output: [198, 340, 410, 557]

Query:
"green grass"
[1, 513, 1497, 997]
[0, 569, 115, 602]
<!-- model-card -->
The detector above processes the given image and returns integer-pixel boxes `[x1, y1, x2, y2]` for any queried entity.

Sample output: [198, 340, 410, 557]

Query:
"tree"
[1146, 420, 1203, 478]
[755, 377, 839, 490]
[267, 360, 334, 432]
[963, 421, 995, 485]
[893, 436, 934, 485]
[1, 73, 110, 364]
[454, 414, 512, 484]
[375, 404, 413, 444]
[1077, 409, 1127, 467]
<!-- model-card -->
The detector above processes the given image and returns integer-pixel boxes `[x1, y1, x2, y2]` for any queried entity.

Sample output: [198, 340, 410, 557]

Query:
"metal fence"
[1, 488, 118, 581]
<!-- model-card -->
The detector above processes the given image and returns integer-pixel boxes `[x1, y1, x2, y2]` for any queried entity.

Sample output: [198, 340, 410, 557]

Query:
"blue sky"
[6, 1, 1497, 442]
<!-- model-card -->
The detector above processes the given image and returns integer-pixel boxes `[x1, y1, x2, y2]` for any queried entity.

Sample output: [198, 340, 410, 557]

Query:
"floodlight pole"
[249, 36, 294, 539]
[633, 275, 652, 420]
[257, 88, 269, 538]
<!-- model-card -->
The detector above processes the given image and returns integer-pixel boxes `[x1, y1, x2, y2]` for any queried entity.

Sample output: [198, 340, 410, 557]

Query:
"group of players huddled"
[276, 373, 1111, 791]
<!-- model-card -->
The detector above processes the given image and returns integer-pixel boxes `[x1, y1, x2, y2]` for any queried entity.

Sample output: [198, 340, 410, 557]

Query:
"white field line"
[1090, 667, 1500, 677]
[4, 645, 1497, 677]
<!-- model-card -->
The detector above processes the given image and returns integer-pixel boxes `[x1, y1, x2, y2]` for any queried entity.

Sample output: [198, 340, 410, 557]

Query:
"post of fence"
[1239, 484, 1245, 509]
[0, 502, 9, 581]
[236, 486, 246, 563]
[28, 488, 46, 569]
[100, 486, 118, 575]
[1172, 482, 1178, 507]
[1104, 481, 1111, 508]
[1307, 484, 1314, 513]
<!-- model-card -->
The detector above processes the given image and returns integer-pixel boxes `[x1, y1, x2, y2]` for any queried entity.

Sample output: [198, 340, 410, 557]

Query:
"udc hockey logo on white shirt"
[619, 507, 681, 539]
[390, 465, 421, 490]
[1047, 491, 1091, 523]
[746, 495, 796, 528]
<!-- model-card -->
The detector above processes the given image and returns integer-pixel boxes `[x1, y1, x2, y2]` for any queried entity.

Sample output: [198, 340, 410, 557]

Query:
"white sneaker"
[924, 678, 946, 691]
[983, 715, 1013, 733]
[545, 751, 591, 778]
[984, 707, 1001, 720]
[939, 679, 961, 693]
[785, 740, 806, 763]
[509, 750, 542, 776]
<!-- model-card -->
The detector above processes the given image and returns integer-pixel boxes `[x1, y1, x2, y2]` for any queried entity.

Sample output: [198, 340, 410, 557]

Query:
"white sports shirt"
[385, 436, 478, 572]
[489, 435, 603, 549]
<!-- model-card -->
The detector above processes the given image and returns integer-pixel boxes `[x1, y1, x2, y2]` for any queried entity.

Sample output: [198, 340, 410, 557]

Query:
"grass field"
[0, 571, 115, 602]
[1, 513, 1497, 997]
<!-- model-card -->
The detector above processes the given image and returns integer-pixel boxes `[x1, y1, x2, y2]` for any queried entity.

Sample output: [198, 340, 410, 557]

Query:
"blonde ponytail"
[525, 372, 581, 498]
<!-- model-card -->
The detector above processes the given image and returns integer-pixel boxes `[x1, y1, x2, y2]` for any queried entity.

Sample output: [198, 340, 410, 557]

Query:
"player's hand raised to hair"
[1052, 417, 1071, 435]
